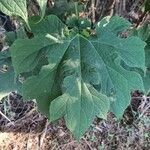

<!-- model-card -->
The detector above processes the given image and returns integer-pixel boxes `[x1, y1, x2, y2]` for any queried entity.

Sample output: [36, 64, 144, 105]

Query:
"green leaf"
[0, 51, 20, 100]
[11, 35, 57, 76]
[6, 27, 27, 45]
[36, 0, 47, 21]
[145, 37, 150, 69]
[143, 36, 150, 93]
[10, 15, 145, 139]
[96, 16, 131, 35]
[132, 24, 150, 41]
[144, 0, 150, 12]
[90, 16, 145, 117]
[22, 40, 70, 117]
[143, 71, 150, 94]
[0, 0, 29, 28]
[50, 35, 110, 139]
[96, 16, 146, 71]
[10, 15, 66, 76]
[30, 15, 66, 37]
[10, 15, 69, 116]
[48, 0, 75, 16]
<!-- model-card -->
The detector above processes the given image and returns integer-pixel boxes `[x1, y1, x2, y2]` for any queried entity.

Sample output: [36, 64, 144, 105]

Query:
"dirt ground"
[0, 92, 149, 150]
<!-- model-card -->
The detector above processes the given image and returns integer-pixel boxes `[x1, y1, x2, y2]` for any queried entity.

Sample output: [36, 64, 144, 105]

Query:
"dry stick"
[91, 0, 95, 26]
[60, 141, 76, 150]
[82, 137, 93, 150]
[99, 0, 107, 19]
[130, 0, 141, 13]
[0, 110, 15, 126]
[119, 0, 122, 16]
[122, 0, 126, 13]
[141, 12, 150, 25]
[110, 0, 116, 17]
[40, 120, 49, 149]
[95, 0, 101, 19]
[132, 96, 150, 99]
[139, 103, 150, 118]
[115, 0, 119, 15]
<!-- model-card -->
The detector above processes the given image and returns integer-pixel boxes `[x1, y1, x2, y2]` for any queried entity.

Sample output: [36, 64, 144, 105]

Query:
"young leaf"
[0, 0, 29, 28]
[30, 15, 66, 37]
[6, 27, 27, 45]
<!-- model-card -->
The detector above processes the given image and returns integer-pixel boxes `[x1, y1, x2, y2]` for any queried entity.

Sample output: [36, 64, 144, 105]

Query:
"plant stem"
[75, 2, 79, 19]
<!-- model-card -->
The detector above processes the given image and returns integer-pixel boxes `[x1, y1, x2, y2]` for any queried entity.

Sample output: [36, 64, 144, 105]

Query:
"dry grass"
[0, 92, 149, 150]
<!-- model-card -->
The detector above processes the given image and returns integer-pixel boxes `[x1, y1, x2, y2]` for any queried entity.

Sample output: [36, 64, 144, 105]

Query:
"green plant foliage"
[143, 36, 150, 93]
[132, 24, 150, 93]
[91, 16, 145, 117]
[8, 15, 146, 138]
[36, 0, 48, 21]
[66, 15, 91, 29]
[48, 0, 75, 16]
[6, 27, 27, 45]
[0, 51, 20, 100]
[144, 0, 150, 12]
[132, 24, 150, 42]
[0, 0, 29, 27]
[47, 0, 85, 20]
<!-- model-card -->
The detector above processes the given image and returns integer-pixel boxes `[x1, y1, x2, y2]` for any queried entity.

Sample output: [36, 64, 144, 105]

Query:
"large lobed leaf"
[9, 15, 146, 139]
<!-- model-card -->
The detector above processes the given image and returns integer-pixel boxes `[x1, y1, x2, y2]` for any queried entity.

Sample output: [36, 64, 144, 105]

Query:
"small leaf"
[36, 0, 47, 21]
[30, 15, 66, 37]
[0, 0, 29, 28]
[144, 0, 150, 12]
[6, 27, 27, 45]
[132, 24, 150, 41]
